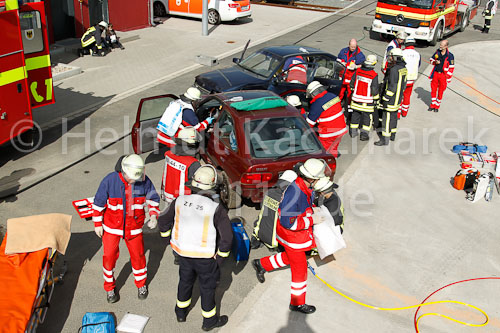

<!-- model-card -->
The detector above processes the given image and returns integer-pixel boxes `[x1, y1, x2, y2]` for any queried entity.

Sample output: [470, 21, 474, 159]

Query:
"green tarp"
[230, 96, 288, 111]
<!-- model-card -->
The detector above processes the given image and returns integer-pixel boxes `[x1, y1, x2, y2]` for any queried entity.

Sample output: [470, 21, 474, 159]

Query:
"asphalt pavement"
[0, 0, 499, 332]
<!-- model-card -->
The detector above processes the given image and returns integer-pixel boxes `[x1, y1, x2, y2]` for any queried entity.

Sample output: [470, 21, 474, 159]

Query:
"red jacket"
[350, 67, 380, 104]
[162, 150, 200, 202]
[307, 90, 347, 139]
[93, 172, 160, 239]
[429, 49, 455, 83]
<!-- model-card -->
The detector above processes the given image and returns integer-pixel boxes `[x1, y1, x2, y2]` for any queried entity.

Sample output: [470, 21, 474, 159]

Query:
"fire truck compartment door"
[0, 9, 32, 145]
[20, 2, 54, 109]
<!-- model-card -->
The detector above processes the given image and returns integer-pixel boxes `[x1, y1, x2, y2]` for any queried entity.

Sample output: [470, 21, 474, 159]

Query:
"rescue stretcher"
[0, 214, 71, 333]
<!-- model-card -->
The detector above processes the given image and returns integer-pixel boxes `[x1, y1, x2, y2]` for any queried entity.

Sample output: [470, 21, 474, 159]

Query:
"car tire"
[220, 171, 241, 209]
[459, 11, 469, 32]
[429, 21, 443, 46]
[153, 1, 167, 17]
[208, 9, 221, 25]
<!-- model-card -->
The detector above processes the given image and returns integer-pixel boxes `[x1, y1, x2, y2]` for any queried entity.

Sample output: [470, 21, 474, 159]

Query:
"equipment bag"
[467, 174, 491, 203]
[231, 217, 250, 262]
[453, 169, 479, 191]
[485, 173, 495, 202]
[79, 312, 115, 333]
[452, 142, 488, 154]
[252, 187, 284, 249]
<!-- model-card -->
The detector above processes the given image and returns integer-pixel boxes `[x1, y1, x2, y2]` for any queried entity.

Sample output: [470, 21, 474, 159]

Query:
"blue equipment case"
[231, 217, 250, 262]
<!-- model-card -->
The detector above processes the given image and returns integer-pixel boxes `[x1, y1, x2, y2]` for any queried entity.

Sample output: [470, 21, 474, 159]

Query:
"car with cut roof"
[131, 90, 336, 208]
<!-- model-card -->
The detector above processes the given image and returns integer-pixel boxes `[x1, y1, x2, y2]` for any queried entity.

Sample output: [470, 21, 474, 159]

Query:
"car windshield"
[244, 117, 323, 159]
[378, 0, 433, 9]
[238, 51, 283, 78]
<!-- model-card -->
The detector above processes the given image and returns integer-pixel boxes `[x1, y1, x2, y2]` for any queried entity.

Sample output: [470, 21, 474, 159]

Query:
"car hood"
[195, 67, 266, 93]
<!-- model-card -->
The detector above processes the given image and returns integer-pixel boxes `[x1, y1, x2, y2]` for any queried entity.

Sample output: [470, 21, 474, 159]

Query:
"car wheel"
[208, 9, 221, 25]
[430, 21, 443, 46]
[459, 11, 469, 32]
[153, 1, 167, 17]
[220, 171, 241, 209]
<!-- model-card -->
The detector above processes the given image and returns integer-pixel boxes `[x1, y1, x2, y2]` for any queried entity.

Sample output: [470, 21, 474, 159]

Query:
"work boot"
[252, 259, 266, 283]
[177, 315, 186, 323]
[250, 236, 262, 249]
[107, 289, 119, 303]
[428, 107, 433, 112]
[360, 132, 369, 141]
[349, 128, 358, 138]
[138, 286, 148, 300]
[77, 48, 84, 57]
[374, 137, 389, 146]
[434, 108, 439, 112]
[202, 315, 228, 331]
[289, 304, 316, 314]
[390, 133, 396, 141]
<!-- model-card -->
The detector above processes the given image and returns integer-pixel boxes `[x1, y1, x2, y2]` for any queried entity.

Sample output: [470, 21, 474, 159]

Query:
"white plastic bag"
[156, 100, 185, 137]
[116, 313, 149, 333]
[312, 205, 346, 259]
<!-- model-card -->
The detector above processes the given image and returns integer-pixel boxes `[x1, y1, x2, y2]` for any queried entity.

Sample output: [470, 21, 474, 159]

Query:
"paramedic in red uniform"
[305, 81, 347, 158]
[337, 39, 366, 106]
[159, 166, 232, 331]
[156, 87, 215, 147]
[400, 37, 421, 118]
[93, 154, 160, 303]
[429, 40, 454, 112]
[283, 55, 308, 84]
[252, 158, 327, 314]
[161, 127, 201, 203]
[382, 31, 406, 74]
[348, 54, 379, 141]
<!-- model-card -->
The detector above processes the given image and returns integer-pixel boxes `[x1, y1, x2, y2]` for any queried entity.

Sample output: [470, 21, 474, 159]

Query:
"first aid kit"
[116, 313, 150, 333]
[79, 312, 115, 333]
[231, 217, 250, 262]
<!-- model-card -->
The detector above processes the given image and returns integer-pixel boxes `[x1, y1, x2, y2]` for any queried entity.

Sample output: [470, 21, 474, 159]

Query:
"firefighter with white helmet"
[304, 81, 346, 158]
[79, 21, 108, 57]
[400, 36, 421, 118]
[92, 154, 160, 303]
[375, 48, 407, 146]
[156, 87, 215, 148]
[159, 165, 232, 331]
[382, 30, 406, 74]
[348, 54, 380, 141]
[253, 158, 328, 314]
[313, 177, 344, 234]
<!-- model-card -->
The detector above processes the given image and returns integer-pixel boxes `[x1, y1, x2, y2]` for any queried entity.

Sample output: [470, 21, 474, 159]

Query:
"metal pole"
[202, 0, 208, 36]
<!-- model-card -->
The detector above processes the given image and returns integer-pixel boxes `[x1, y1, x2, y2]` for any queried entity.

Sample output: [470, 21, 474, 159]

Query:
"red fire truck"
[371, 0, 478, 45]
[0, 0, 54, 146]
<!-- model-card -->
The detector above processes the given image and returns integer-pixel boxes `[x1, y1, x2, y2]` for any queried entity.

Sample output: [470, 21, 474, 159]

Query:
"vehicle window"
[140, 96, 175, 122]
[238, 51, 283, 78]
[20, 11, 44, 54]
[433, 0, 442, 7]
[217, 112, 238, 152]
[196, 97, 223, 121]
[245, 117, 322, 159]
[314, 57, 345, 81]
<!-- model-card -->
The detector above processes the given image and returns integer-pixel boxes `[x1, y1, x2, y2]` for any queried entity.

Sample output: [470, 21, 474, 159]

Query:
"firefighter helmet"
[286, 95, 301, 107]
[299, 158, 326, 180]
[405, 37, 416, 45]
[184, 87, 202, 101]
[279, 170, 298, 183]
[177, 127, 200, 144]
[306, 81, 323, 98]
[98, 21, 108, 29]
[396, 31, 407, 39]
[121, 154, 145, 181]
[389, 48, 404, 57]
[364, 54, 377, 66]
[314, 176, 338, 192]
[192, 165, 217, 190]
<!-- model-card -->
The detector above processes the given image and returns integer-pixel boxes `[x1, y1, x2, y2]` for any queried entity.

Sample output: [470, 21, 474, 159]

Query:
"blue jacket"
[337, 46, 365, 66]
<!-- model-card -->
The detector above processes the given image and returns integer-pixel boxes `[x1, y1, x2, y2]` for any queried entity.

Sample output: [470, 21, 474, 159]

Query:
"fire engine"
[371, 0, 479, 45]
[0, 0, 54, 146]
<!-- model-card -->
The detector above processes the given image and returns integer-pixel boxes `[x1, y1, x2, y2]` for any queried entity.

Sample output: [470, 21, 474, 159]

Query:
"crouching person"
[159, 165, 233, 331]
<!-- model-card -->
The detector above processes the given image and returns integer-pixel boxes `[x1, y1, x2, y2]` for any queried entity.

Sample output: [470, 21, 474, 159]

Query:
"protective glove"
[206, 117, 215, 125]
[95, 226, 103, 238]
[312, 212, 326, 225]
[312, 206, 322, 214]
[147, 215, 158, 229]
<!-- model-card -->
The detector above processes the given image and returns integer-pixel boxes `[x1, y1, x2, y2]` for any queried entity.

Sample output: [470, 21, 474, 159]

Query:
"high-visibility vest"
[351, 68, 378, 104]
[161, 151, 197, 202]
[81, 26, 97, 47]
[171, 194, 219, 258]
[403, 47, 420, 81]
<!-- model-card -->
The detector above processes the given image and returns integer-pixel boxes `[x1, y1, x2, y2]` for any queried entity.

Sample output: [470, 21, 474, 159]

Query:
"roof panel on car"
[260, 45, 325, 57]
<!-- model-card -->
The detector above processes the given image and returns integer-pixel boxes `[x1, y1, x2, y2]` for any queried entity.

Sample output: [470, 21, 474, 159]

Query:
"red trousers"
[399, 81, 414, 118]
[102, 231, 147, 291]
[339, 83, 352, 106]
[430, 72, 448, 110]
[319, 132, 345, 158]
[260, 248, 308, 306]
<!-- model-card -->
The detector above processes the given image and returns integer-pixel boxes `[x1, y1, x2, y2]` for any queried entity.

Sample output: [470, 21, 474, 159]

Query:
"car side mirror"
[233, 57, 240, 64]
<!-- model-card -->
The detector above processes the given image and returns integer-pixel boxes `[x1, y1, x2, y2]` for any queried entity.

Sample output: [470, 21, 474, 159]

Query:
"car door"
[269, 61, 316, 99]
[131, 94, 177, 154]
[311, 55, 345, 96]
[194, 96, 224, 154]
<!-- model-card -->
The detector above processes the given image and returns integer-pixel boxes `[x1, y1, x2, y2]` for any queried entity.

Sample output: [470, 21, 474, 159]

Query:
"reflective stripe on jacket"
[382, 60, 407, 112]
[162, 150, 200, 202]
[429, 49, 455, 82]
[307, 90, 347, 138]
[81, 25, 103, 48]
[350, 67, 379, 104]
[402, 46, 421, 81]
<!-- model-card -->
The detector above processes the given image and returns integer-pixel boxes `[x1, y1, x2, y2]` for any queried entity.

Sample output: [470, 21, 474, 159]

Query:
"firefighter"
[382, 31, 406, 74]
[250, 170, 298, 249]
[337, 39, 366, 108]
[482, 0, 497, 33]
[400, 37, 421, 118]
[79, 21, 108, 57]
[92, 154, 160, 303]
[305, 81, 347, 158]
[161, 127, 202, 203]
[283, 55, 308, 84]
[156, 87, 215, 147]
[313, 177, 344, 234]
[348, 54, 379, 141]
[158, 165, 232, 331]
[286, 95, 306, 114]
[252, 158, 327, 314]
[375, 48, 407, 146]
[428, 40, 455, 112]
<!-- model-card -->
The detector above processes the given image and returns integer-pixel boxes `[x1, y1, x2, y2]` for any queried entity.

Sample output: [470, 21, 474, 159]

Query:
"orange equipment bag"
[453, 169, 479, 191]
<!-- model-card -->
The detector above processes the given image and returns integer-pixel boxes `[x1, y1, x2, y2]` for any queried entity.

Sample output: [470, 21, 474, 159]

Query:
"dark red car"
[131, 90, 336, 208]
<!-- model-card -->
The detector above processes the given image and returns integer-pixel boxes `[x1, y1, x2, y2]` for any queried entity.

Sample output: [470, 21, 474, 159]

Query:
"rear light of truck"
[419, 21, 430, 26]
[241, 173, 272, 185]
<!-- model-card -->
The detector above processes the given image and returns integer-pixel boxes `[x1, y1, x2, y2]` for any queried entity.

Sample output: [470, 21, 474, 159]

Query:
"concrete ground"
[0, 0, 499, 332]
